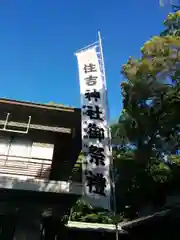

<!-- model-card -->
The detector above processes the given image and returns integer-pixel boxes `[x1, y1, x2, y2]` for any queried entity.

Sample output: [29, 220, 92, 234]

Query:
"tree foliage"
[70, 199, 117, 223]
[118, 11, 180, 162]
[113, 10, 180, 215]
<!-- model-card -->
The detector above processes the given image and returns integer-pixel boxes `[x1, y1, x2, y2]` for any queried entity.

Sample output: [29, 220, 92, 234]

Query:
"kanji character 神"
[84, 90, 100, 102]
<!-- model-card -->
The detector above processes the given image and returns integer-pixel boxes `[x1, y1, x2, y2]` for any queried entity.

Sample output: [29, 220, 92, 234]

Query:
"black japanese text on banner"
[75, 46, 111, 210]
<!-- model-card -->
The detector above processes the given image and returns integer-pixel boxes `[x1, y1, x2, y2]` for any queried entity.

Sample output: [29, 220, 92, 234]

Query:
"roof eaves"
[0, 98, 79, 112]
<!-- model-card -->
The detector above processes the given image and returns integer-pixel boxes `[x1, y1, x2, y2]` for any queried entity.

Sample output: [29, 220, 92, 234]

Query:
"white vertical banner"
[75, 46, 111, 210]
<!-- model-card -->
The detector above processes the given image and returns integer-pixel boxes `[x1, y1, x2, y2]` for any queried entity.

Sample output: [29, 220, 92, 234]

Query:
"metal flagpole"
[97, 31, 119, 240]
[98, 31, 107, 90]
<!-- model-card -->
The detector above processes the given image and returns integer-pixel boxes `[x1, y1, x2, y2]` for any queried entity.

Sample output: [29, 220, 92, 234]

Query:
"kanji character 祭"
[88, 145, 105, 166]
[85, 171, 106, 196]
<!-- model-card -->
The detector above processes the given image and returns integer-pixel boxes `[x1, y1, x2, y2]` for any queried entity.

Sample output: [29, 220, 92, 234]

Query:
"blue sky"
[0, 0, 170, 121]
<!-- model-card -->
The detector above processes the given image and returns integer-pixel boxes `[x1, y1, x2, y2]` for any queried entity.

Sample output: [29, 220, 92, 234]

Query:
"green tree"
[112, 10, 180, 215]
[120, 11, 180, 163]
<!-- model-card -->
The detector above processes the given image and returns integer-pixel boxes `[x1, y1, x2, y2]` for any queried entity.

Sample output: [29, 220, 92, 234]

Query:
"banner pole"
[98, 31, 118, 240]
